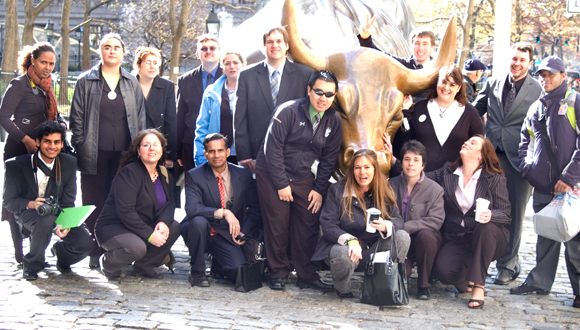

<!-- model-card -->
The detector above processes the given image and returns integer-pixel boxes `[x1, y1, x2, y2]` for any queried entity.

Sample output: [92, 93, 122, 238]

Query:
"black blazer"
[95, 161, 175, 245]
[3, 152, 77, 217]
[427, 163, 511, 243]
[234, 60, 313, 160]
[144, 75, 177, 161]
[176, 66, 223, 158]
[184, 162, 262, 240]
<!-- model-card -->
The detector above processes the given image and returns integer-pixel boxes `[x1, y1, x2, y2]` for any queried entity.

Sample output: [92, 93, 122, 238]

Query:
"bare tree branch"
[73, 18, 142, 34]
[417, 17, 450, 24]
[207, 0, 255, 13]
[89, 0, 114, 14]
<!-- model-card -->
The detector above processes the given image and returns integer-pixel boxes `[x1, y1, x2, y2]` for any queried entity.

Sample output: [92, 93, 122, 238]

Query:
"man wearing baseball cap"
[512, 56, 580, 309]
[463, 59, 486, 102]
[472, 43, 542, 286]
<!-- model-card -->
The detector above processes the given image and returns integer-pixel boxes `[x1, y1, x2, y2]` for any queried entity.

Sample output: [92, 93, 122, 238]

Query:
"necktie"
[312, 113, 321, 137]
[207, 73, 213, 89]
[504, 82, 516, 117]
[217, 174, 225, 208]
[271, 70, 280, 106]
[38, 175, 49, 198]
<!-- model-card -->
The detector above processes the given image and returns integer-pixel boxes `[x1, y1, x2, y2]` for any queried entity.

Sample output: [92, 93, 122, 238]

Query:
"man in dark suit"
[3, 121, 93, 280]
[181, 133, 261, 287]
[176, 35, 223, 171]
[473, 42, 542, 285]
[234, 26, 313, 172]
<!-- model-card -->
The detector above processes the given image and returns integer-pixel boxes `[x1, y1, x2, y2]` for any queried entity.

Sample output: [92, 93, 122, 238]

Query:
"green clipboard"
[55, 205, 96, 230]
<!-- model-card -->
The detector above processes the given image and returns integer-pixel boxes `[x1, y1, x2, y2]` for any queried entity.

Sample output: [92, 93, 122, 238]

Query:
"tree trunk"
[82, 0, 91, 71]
[60, 0, 72, 105]
[22, 0, 55, 46]
[2, 0, 19, 80]
[169, 35, 182, 83]
[458, 0, 475, 70]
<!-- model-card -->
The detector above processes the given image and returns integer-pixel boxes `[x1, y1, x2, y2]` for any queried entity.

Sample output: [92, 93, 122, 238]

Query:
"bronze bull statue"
[281, 0, 457, 176]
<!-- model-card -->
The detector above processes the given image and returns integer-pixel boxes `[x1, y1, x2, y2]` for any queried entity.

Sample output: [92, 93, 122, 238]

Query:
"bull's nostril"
[344, 148, 355, 163]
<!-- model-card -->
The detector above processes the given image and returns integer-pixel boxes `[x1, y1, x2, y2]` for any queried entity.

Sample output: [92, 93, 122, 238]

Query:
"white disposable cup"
[475, 198, 490, 222]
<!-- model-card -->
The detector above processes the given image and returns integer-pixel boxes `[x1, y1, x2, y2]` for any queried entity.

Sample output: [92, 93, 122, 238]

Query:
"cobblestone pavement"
[1, 175, 579, 329]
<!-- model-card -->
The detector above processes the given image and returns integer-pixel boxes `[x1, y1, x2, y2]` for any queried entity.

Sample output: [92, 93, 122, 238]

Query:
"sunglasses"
[200, 46, 218, 53]
[313, 89, 336, 98]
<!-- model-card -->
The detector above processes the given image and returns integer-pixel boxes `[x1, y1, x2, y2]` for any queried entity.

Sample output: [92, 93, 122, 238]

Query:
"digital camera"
[37, 196, 62, 216]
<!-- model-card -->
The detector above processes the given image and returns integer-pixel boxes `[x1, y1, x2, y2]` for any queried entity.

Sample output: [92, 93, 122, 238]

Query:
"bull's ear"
[395, 15, 457, 96]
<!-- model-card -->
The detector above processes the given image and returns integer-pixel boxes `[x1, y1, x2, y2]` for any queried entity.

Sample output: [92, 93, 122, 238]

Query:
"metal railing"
[0, 72, 78, 120]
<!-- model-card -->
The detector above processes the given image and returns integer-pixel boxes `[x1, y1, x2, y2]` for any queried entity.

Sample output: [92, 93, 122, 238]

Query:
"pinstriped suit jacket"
[426, 163, 511, 243]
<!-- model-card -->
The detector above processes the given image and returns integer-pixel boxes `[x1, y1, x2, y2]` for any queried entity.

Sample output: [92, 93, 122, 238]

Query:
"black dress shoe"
[22, 267, 38, 281]
[574, 295, 580, 308]
[269, 277, 285, 290]
[188, 270, 210, 287]
[296, 278, 334, 292]
[510, 283, 549, 295]
[335, 290, 353, 298]
[416, 287, 431, 300]
[51, 245, 71, 273]
[495, 263, 521, 285]
[89, 255, 100, 269]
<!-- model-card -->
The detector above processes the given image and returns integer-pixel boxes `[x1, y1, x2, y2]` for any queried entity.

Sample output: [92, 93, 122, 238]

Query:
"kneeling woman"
[312, 149, 410, 298]
[428, 135, 510, 308]
[95, 129, 181, 280]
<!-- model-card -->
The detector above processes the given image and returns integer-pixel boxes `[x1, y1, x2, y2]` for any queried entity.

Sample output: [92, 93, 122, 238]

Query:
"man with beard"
[472, 42, 542, 285]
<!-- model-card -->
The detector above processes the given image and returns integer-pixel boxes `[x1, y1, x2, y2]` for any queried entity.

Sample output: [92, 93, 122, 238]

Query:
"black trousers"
[100, 220, 181, 277]
[180, 142, 195, 172]
[81, 150, 123, 257]
[495, 152, 532, 274]
[433, 223, 508, 292]
[256, 169, 320, 282]
[405, 229, 442, 289]
[3, 136, 31, 263]
[181, 216, 246, 281]
[18, 210, 93, 272]
[524, 191, 580, 294]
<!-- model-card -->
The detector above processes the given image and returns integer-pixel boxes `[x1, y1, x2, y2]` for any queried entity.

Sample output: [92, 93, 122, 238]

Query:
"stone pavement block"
[91, 307, 128, 314]
[32, 313, 77, 322]
[57, 305, 92, 312]
[345, 312, 384, 321]
[358, 321, 396, 330]
[68, 311, 106, 318]
[0, 324, 36, 330]
[148, 312, 189, 324]
[115, 320, 160, 329]
[235, 319, 277, 328]
[284, 315, 325, 323]
[525, 321, 566, 330]
[74, 327, 115, 330]
[524, 308, 559, 315]
[103, 313, 147, 321]
[544, 315, 580, 324]
[75, 318, 118, 326]
[157, 324, 200, 330]
[258, 318, 293, 325]
[34, 319, 75, 328]
[319, 317, 359, 326]
[187, 320, 231, 329]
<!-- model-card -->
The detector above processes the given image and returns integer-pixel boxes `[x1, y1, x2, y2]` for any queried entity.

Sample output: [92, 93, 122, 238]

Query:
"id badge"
[558, 104, 567, 115]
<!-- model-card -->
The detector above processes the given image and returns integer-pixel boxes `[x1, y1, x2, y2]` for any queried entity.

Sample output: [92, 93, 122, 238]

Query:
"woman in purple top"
[95, 129, 180, 280]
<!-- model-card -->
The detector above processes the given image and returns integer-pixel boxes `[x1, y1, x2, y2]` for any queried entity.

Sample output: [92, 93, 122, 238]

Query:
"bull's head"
[282, 0, 457, 176]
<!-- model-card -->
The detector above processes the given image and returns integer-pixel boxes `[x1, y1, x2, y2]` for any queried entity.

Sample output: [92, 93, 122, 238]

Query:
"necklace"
[150, 170, 159, 182]
[438, 102, 451, 118]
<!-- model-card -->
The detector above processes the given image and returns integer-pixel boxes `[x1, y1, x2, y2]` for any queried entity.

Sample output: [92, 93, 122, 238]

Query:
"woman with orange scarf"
[0, 42, 66, 266]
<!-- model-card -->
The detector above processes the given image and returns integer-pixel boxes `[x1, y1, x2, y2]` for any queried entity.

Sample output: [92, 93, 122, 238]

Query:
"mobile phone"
[370, 214, 380, 222]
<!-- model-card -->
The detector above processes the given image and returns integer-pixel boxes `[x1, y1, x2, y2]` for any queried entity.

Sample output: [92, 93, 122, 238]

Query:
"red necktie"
[217, 174, 225, 208]
[211, 174, 226, 237]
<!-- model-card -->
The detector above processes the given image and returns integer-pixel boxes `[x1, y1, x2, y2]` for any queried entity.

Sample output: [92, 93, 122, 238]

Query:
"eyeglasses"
[141, 143, 162, 149]
[312, 89, 336, 98]
[101, 45, 123, 52]
[200, 46, 218, 53]
[143, 60, 159, 67]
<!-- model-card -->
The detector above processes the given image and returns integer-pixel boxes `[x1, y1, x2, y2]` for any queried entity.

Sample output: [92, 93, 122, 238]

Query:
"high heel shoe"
[468, 285, 485, 309]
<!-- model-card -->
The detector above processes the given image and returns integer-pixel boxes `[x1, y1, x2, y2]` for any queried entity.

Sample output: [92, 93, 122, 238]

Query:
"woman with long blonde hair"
[312, 149, 410, 298]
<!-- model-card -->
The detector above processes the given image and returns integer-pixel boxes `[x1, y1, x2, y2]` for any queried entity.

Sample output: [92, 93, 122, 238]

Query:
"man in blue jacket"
[513, 56, 580, 309]
[255, 70, 343, 291]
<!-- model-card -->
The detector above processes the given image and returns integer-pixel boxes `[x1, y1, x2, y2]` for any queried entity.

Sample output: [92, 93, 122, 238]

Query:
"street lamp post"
[206, 5, 220, 37]
[76, 28, 82, 70]
[44, 21, 54, 43]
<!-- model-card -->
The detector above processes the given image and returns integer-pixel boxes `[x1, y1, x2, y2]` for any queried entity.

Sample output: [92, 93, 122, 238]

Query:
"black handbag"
[235, 237, 266, 292]
[235, 260, 264, 292]
[360, 235, 409, 306]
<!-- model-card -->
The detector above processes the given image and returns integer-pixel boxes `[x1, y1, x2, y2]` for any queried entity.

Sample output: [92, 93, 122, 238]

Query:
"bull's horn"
[282, 0, 328, 71]
[394, 15, 457, 95]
